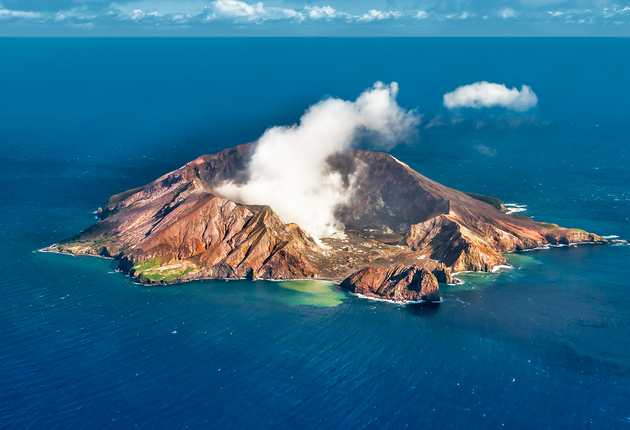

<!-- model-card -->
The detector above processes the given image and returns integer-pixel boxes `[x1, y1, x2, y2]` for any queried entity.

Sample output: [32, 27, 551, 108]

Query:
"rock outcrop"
[46, 142, 607, 301]
[340, 265, 440, 303]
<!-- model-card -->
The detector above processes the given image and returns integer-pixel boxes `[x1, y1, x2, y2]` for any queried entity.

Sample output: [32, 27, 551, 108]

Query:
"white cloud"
[130, 9, 144, 20]
[501, 8, 517, 18]
[0, 9, 42, 19]
[55, 8, 97, 21]
[277, 8, 302, 20]
[516, 0, 567, 5]
[208, 0, 301, 22]
[447, 12, 474, 19]
[305, 6, 345, 20]
[109, 0, 205, 16]
[357, 9, 400, 22]
[443, 81, 538, 112]
[4, 1, 630, 31]
[211, 0, 264, 18]
[603, 5, 630, 17]
[215, 82, 420, 239]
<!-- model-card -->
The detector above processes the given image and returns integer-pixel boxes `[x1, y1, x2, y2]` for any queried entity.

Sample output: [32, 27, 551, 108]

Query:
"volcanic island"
[44, 142, 609, 303]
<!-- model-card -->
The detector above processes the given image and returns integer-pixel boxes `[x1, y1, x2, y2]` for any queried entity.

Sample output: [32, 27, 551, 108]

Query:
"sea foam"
[504, 203, 527, 215]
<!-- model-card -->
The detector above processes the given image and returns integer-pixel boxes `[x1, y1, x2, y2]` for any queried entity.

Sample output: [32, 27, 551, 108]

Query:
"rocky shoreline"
[45, 143, 612, 303]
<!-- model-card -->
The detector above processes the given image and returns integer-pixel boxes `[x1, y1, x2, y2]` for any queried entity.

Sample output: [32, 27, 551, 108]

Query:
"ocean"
[1, 38, 629, 429]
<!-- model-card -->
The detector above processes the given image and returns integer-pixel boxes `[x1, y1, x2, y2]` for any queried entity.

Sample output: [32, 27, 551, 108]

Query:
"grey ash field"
[46, 142, 610, 302]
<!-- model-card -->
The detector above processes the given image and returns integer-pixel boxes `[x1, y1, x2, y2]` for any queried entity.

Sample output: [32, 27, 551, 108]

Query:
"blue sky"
[1, 0, 630, 36]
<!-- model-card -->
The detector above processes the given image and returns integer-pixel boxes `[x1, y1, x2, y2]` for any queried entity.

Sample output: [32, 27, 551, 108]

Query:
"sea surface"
[1, 38, 629, 429]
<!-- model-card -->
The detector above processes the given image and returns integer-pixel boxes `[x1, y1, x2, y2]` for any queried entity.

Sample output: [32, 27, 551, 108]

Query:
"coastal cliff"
[46, 142, 607, 302]
[340, 265, 440, 303]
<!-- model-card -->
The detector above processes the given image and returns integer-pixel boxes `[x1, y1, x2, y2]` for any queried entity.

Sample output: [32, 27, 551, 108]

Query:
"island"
[44, 142, 608, 303]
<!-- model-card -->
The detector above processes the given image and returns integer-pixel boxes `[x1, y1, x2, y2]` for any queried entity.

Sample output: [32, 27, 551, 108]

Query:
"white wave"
[38, 247, 113, 260]
[504, 203, 527, 215]
[521, 244, 552, 252]
[514, 240, 609, 255]
[491, 264, 514, 273]
[602, 235, 620, 239]
[351, 292, 441, 305]
[451, 270, 476, 275]
[505, 207, 527, 214]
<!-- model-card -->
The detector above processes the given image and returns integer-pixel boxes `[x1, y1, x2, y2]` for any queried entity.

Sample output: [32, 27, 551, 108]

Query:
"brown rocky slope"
[45, 142, 607, 302]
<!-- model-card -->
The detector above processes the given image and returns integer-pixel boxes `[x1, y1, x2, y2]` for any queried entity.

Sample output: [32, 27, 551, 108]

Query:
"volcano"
[46, 142, 606, 302]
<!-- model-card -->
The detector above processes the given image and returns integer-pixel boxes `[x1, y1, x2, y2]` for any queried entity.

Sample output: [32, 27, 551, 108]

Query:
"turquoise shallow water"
[1, 38, 630, 429]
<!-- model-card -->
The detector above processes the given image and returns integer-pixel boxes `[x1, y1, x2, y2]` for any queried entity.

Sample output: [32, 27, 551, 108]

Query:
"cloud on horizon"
[207, 0, 303, 22]
[1, 0, 629, 35]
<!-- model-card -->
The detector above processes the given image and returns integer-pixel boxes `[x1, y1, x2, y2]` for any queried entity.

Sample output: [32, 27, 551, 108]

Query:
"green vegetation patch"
[535, 222, 559, 229]
[142, 266, 195, 282]
[510, 214, 534, 221]
[132, 258, 162, 272]
[58, 235, 80, 245]
[464, 192, 506, 212]
[107, 186, 146, 207]
[57, 230, 119, 253]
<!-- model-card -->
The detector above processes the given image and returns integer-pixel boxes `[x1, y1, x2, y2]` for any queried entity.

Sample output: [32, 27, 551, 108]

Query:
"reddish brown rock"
[340, 265, 440, 303]
[47, 142, 607, 292]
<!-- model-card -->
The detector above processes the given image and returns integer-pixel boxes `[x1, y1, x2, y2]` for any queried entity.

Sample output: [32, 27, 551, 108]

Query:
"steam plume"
[215, 81, 420, 239]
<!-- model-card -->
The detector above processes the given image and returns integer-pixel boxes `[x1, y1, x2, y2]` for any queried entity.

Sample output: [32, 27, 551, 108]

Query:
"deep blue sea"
[1, 38, 629, 429]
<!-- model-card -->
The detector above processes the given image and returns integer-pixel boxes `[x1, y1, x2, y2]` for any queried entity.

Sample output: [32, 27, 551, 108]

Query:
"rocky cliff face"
[46, 142, 607, 302]
[340, 265, 440, 302]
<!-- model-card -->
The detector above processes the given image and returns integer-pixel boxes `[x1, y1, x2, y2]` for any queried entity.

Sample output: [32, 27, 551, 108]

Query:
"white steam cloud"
[215, 82, 420, 240]
[443, 81, 538, 112]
